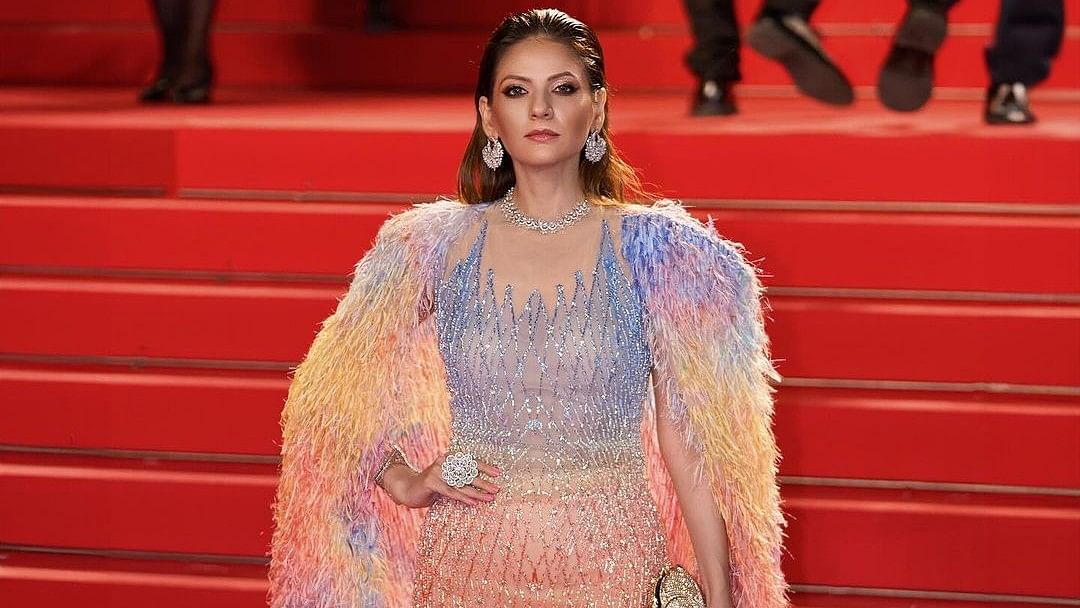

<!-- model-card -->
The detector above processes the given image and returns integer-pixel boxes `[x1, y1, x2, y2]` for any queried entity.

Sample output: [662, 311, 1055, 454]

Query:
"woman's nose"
[531, 97, 553, 118]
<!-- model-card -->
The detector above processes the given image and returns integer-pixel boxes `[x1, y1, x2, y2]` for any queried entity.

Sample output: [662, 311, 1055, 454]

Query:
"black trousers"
[985, 0, 1065, 86]
[682, 0, 958, 83]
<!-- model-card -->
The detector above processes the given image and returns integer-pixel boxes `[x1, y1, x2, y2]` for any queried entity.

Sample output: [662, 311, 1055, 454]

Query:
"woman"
[267, 8, 790, 608]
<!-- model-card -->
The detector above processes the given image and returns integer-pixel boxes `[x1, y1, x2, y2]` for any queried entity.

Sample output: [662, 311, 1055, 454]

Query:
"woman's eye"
[503, 83, 579, 97]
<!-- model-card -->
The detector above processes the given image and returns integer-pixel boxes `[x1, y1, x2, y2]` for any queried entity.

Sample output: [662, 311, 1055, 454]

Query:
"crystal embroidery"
[415, 205, 669, 607]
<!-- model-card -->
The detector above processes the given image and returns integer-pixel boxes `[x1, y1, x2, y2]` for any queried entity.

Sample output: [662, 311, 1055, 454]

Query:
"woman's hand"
[381, 452, 502, 509]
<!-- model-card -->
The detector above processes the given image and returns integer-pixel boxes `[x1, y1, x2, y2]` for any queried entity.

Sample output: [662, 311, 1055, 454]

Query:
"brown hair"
[455, 8, 662, 207]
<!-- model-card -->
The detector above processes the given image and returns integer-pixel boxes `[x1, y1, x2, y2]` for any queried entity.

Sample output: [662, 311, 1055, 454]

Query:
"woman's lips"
[526, 132, 559, 142]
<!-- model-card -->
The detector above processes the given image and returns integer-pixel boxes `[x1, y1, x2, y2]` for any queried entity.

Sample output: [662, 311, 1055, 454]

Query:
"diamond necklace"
[499, 186, 592, 235]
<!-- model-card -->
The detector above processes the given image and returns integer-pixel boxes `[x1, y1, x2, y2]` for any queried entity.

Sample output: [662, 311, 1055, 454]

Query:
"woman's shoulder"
[618, 198, 709, 233]
[383, 197, 474, 225]
[618, 198, 767, 308]
[620, 198, 749, 264]
[375, 197, 486, 240]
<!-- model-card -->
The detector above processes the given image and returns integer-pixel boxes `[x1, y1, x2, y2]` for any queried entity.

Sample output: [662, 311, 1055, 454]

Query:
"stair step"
[2, 0, 1078, 28]
[2, 450, 1077, 599]
[1, 274, 1077, 386]
[1, 90, 1077, 204]
[0, 550, 267, 608]
[1, 368, 1076, 489]
[0, 363, 285, 456]
[0, 27, 1077, 90]
[3, 195, 1078, 294]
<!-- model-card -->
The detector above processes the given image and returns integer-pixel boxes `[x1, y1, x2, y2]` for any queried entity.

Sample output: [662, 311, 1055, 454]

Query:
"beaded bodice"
[435, 207, 653, 480]
[413, 203, 668, 607]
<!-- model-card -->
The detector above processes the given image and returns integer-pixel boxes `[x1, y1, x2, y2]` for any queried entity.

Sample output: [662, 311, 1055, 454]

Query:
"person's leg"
[986, 0, 1064, 87]
[683, 0, 742, 83]
[763, 0, 819, 20]
[139, 0, 187, 102]
[173, 0, 219, 102]
[683, 0, 741, 115]
[985, 0, 1065, 123]
[748, 0, 854, 105]
[877, 0, 958, 112]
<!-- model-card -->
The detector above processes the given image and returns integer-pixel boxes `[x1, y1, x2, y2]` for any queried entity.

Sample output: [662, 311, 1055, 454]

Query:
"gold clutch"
[652, 563, 706, 608]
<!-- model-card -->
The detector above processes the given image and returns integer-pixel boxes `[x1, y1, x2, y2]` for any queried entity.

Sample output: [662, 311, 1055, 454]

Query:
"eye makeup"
[502, 82, 580, 97]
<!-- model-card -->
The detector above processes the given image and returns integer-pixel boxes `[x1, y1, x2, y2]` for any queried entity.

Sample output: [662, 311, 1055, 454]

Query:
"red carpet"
[1, 87, 1078, 203]
[1, 1, 1079, 607]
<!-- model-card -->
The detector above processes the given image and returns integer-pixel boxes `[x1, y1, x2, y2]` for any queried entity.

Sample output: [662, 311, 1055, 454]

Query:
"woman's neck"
[509, 167, 588, 219]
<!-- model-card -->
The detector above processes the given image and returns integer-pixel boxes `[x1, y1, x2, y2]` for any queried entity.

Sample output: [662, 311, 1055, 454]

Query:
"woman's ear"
[479, 96, 496, 138]
[592, 88, 607, 131]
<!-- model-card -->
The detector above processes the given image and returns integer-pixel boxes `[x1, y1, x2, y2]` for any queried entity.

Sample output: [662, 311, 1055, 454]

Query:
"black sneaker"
[691, 79, 737, 116]
[748, 9, 853, 106]
[985, 82, 1036, 124]
[877, 3, 948, 112]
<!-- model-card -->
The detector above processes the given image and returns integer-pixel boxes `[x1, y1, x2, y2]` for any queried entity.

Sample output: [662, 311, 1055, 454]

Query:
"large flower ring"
[440, 451, 480, 488]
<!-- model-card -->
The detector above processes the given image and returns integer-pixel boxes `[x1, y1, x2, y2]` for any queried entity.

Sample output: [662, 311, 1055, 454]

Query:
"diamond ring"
[440, 451, 479, 488]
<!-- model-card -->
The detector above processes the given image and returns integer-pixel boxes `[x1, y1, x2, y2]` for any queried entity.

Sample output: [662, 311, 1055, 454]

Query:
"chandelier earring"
[584, 128, 607, 163]
[482, 135, 504, 170]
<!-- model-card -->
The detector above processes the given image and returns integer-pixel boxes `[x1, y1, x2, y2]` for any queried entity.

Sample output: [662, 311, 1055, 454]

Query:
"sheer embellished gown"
[412, 202, 670, 607]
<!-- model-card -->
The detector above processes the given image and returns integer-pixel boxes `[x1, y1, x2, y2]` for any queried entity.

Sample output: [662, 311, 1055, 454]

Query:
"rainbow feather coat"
[267, 198, 791, 608]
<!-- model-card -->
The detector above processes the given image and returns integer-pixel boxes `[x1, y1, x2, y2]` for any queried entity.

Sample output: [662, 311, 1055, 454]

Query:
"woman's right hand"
[385, 452, 502, 509]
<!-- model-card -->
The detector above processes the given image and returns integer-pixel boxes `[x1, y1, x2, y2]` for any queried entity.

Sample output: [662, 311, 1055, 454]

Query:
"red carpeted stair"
[2, 0, 1080, 90]
[1, 1, 1078, 607]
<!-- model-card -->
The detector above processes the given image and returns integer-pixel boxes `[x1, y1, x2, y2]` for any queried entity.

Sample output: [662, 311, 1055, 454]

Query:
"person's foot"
[138, 75, 173, 103]
[365, 0, 400, 32]
[691, 79, 737, 116]
[747, 9, 853, 106]
[877, 3, 948, 112]
[985, 82, 1036, 124]
[171, 63, 214, 104]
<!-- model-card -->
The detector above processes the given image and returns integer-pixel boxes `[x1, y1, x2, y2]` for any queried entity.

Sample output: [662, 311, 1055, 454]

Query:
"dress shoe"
[692, 79, 737, 116]
[877, 4, 947, 112]
[172, 79, 212, 104]
[365, 0, 400, 32]
[138, 77, 173, 103]
[171, 65, 214, 104]
[985, 82, 1036, 124]
[748, 9, 853, 106]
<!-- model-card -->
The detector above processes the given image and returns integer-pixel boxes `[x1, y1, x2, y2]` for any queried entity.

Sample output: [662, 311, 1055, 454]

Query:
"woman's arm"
[377, 461, 426, 507]
[653, 370, 734, 608]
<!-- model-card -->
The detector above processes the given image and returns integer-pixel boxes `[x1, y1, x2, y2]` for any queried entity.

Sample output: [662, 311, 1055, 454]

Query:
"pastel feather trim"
[622, 200, 790, 607]
[266, 198, 791, 608]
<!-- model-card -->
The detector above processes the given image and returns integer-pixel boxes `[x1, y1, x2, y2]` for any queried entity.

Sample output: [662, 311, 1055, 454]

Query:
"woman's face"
[479, 36, 607, 170]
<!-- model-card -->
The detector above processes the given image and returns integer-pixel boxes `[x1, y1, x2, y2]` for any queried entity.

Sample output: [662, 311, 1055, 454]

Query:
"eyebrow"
[499, 71, 578, 84]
